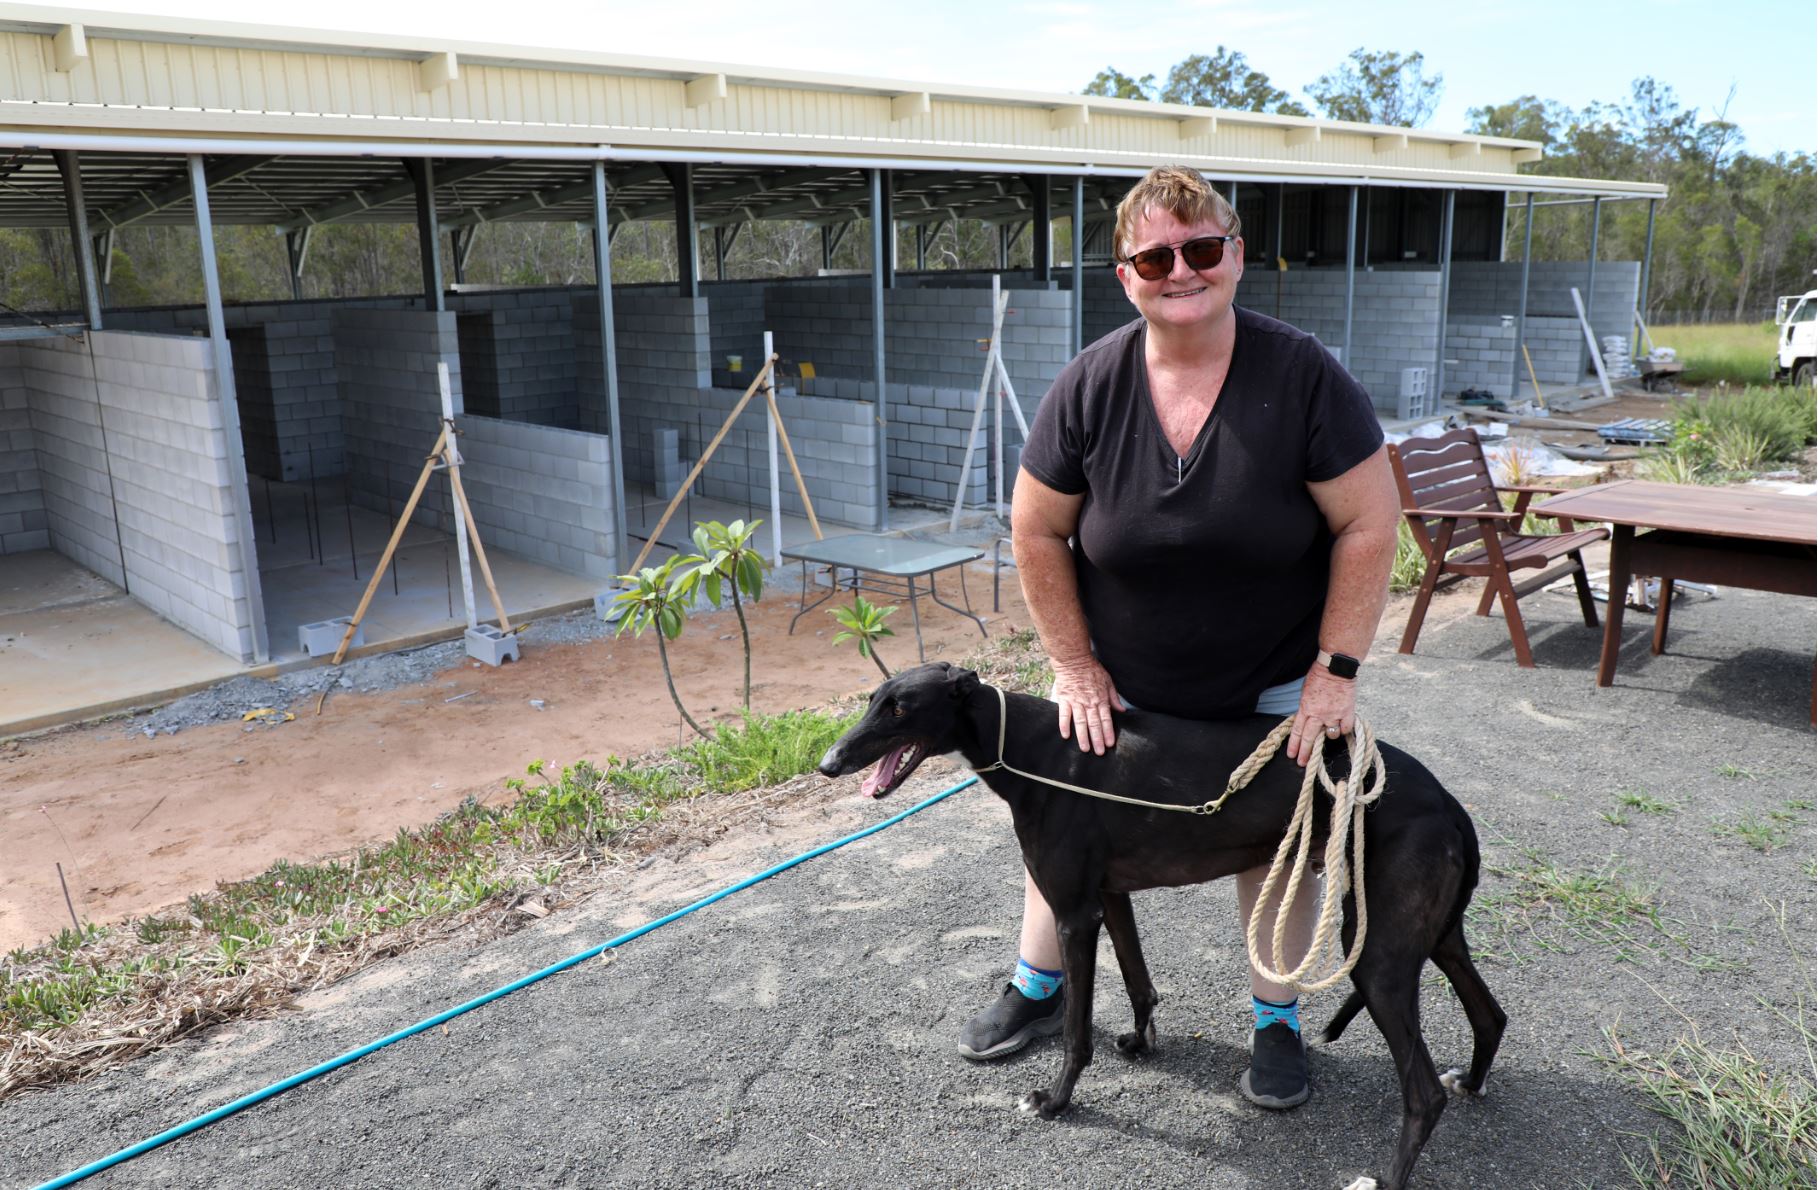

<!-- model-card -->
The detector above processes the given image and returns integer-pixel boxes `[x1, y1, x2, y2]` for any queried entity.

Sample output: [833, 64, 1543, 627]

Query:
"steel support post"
[1510, 193, 1536, 400]
[590, 162, 630, 574]
[54, 151, 104, 329]
[1272, 183, 1286, 317]
[1342, 185, 1358, 370]
[1434, 189, 1456, 401]
[405, 158, 444, 311]
[869, 169, 889, 531]
[284, 227, 311, 301]
[1639, 199, 1657, 326]
[1070, 175, 1085, 357]
[1027, 175, 1051, 283]
[189, 155, 270, 663]
[663, 163, 699, 299]
[879, 168, 896, 288]
[1582, 196, 1602, 378]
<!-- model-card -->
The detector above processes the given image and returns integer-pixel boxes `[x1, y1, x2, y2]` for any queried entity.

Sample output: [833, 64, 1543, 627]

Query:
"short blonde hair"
[1113, 165, 1241, 260]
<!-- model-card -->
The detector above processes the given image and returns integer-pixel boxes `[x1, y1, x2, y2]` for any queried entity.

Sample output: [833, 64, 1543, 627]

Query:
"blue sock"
[1012, 958, 1063, 1001]
[1253, 995, 1301, 1034]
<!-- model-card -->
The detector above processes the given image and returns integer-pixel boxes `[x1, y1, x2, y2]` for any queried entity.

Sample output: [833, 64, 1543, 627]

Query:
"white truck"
[1773, 289, 1816, 387]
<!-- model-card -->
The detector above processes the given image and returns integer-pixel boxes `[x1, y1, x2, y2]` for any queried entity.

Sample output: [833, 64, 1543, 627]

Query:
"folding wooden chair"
[1388, 427, 1610, 667]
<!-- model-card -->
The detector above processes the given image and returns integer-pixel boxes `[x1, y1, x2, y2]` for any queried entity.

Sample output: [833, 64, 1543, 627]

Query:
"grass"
[1637, 384, 1817, 485]
[1654, 321, 1779, 387]
[1617, 791, 1675, 816]
[1710, 814, 1789, 854]
[0, 705, 858, 1097]
[1603, 1012, 1817, 1188]
[1468, 850, 1666, 965]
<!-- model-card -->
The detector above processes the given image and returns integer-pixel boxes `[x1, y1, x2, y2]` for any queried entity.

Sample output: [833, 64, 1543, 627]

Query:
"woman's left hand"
[1287, 666, 1357, 767]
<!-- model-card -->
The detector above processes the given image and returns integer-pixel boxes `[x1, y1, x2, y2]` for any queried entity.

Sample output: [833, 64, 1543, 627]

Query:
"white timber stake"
[764, 331, 782, 566]
[948, 277, 1008, 531]
[438, 362, 478, 629]
[1570, 287, 1614, 402]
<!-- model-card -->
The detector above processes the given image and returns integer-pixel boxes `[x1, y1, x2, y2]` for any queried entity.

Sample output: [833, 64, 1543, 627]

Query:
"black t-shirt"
[1020, 306, 1384, 719]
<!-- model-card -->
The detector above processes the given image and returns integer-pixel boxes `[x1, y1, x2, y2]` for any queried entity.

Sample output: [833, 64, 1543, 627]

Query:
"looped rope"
[973, 684, 1386, 995]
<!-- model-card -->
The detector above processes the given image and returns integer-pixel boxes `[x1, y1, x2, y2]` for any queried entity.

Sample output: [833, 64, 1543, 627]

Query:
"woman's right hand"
[1051, 657, 1126, 755]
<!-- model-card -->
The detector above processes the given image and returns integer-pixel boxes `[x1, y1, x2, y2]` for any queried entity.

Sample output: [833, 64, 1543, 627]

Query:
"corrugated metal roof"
[0, 6, 1667, 205]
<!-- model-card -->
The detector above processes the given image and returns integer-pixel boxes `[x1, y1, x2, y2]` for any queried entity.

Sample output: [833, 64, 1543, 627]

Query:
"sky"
[79, 0, 1818, 157]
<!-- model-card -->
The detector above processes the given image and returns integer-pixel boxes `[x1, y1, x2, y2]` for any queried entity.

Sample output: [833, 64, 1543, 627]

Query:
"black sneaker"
[957, 983, 1065, 1061]
[1239, 1022, 1310, 1109]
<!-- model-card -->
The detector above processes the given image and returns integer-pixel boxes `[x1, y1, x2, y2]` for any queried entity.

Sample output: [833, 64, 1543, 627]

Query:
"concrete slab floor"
[2, 481, 988, 737]
[251, 478, 604, 665]
[0, 550, 243, 734]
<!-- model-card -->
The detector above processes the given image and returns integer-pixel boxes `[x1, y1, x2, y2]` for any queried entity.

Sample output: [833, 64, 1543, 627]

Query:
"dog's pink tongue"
[863, 745, 909, 797]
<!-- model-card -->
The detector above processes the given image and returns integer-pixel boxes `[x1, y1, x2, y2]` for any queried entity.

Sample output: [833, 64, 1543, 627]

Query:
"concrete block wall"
[617, 385, 881, 530]
[20, 332, 261, 661]
[0, 341, 49, 555]
[457, 415, 618, 580]
[333, 308, 464, 529]
[14, 338, 124, 583]
[575, 290, 712, 437]
[447, 287, 583, 427]
[703, 281, 768, 374]
[109, 299, 387, 482]
[1447, 261, 1640, 343]
[1444, 320, 1517, 398]
[797, 376, 989, 508]
[1265, 270, 1443, 412]
[754, 280, 1071, 404]
[226, 324, 280, 480]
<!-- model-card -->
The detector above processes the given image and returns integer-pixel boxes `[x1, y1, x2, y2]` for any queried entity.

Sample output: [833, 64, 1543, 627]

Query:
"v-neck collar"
[1134, 312, 1242, 471]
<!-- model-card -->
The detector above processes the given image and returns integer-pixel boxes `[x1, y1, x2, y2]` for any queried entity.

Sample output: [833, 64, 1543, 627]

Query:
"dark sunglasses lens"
[1130, 247, 1173, 280]
[1181, 237, 1226, 270]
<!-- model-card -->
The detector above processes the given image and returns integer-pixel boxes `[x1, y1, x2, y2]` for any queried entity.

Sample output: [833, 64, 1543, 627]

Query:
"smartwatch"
[1317, 649, 1361, 680]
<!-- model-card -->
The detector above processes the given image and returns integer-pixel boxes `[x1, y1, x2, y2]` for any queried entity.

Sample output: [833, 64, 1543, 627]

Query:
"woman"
[961, 165, 1399, 1111]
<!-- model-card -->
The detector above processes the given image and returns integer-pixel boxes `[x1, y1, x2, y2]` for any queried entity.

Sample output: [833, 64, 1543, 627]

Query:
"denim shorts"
[1116, 676, 1304, 718]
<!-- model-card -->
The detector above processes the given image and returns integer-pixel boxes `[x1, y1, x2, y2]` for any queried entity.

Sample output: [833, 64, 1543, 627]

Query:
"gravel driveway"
[7, 584, 1813, 1189]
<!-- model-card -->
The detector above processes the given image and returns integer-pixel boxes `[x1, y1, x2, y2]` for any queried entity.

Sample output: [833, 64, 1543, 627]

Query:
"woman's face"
[1115, 205, 1245, 335]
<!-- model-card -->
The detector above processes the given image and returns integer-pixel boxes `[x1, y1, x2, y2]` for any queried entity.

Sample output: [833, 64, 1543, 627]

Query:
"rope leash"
[971, 684, 1386, 994]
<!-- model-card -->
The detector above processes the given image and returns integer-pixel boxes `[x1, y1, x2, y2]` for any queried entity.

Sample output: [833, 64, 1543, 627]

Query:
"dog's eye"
[891, 704, 905, 717]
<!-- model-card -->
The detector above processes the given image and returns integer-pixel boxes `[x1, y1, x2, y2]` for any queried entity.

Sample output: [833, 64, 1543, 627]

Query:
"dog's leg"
[1019, 906, 1100, 1119]
[1313, 989, 1367, 1047]
[1100, 891, 1157, 1055]
[1355, 958, 1448, 1190]
[1430, 922, 1506, 1099]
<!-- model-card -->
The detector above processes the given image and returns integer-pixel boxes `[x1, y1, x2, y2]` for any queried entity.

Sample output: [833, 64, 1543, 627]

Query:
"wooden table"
[1533, 481, 1816, 687]
[781, 533, 986, 663]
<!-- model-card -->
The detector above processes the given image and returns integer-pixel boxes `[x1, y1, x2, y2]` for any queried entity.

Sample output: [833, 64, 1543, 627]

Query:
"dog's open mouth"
[862, 741, 927, 798]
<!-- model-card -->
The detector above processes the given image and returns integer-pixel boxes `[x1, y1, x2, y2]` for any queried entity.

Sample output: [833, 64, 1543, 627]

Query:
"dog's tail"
[1313, 989, 1367, 1047]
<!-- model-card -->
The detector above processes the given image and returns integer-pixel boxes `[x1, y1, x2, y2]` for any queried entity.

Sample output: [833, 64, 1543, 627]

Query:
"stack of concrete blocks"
[446, 288, 583, 428]
[13, 332, 263, 661]
[0, 341, 50, 555]
[649, 426, 695, 500]
[457, 415, 618, 580]
[1396, 367, 1432, 420]
[332, 307, 463, 530]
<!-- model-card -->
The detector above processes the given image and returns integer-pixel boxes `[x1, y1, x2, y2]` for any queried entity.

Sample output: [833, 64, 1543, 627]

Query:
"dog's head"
[818, 662, 981, 798]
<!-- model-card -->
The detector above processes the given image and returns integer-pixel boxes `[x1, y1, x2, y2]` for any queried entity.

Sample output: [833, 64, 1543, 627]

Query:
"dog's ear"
[948, 666, 979, 700]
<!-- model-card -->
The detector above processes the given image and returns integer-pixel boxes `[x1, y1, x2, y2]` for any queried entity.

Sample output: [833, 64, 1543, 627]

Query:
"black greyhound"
[818, 662, 1505, 1190]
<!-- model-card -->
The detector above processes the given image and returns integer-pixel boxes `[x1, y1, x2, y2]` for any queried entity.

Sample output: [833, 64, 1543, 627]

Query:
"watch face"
[1328, 653, 1360, 679]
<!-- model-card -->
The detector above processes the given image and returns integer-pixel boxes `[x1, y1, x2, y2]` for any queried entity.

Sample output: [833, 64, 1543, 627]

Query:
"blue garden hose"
[31, 776, 977, 1190]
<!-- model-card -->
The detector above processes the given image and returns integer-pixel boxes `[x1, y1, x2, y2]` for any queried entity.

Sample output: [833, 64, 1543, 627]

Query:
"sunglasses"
[1120, 234, 1238, 281]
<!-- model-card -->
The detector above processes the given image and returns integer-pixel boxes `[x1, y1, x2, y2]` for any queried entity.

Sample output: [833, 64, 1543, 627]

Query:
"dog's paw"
[1017, 1089, 1067, 1119]
[1341, 1177, 1380, 1190]
[1440, 1067, 1487, 1099]
[1115, 1021, 1156, 1055]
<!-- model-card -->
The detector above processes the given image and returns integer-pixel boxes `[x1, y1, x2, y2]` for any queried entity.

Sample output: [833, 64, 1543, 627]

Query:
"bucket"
[727, 354, 743, 372]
